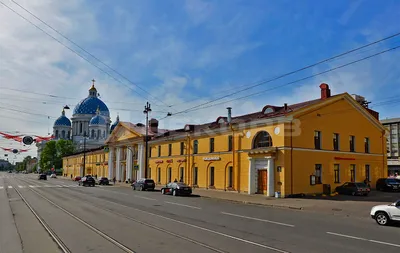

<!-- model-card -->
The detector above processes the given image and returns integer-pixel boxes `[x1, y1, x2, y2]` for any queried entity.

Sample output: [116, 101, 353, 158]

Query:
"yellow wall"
[62, 150, 109, 178]
[148, 97, 387, 197]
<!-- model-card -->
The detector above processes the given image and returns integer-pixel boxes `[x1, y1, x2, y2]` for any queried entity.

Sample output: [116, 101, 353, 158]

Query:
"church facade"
[37, 81, 119, 171]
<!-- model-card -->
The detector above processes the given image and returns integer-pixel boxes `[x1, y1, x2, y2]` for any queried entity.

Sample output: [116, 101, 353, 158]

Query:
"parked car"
[73, 176, 81, 181]
[38, 174, 47, 180]
[335, 182, 370, 196]
[50, 174, 57, 178]
[161, 182, 192, 196]
[78, 176, 95, 187]
[131, 178, 155, 191]
[370, 199, 400, 226]
[97, 177, 109, 185]
[376, 178, 400, 192]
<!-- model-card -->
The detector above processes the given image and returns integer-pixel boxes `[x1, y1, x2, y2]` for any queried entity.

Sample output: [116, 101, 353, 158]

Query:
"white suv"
[370, 199, 400, 226]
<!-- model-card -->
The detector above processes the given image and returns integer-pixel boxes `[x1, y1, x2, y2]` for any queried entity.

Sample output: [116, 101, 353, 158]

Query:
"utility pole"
[82, 135, 87, 176]
[143, 102, 151, 178]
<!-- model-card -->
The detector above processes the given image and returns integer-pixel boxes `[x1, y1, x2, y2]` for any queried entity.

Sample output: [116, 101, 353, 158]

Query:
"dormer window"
[263, 107, 274, 114]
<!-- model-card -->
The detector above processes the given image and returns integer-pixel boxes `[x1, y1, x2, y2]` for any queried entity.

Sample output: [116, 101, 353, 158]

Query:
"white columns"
[266, 157, 275, 197]
[138, 144, 145, 179]
[126, 146, 133, 181]
[116, 147, 121, 181]
[108, 147, 114, 179]
[248, 157, 256, 195]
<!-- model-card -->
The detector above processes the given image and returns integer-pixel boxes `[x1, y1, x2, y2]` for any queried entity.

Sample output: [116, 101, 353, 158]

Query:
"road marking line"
[29, 185, 36, 188]
[134, 195, 157, 201]
[89, 196, 288, 253]
[165, 201, 201, 209]
[326, 232, 400, 248]
[18, 185, 24, 188]
[8, 186, 13, 188]
[0, 186, 3, 189]
[221, 212, 295, 227]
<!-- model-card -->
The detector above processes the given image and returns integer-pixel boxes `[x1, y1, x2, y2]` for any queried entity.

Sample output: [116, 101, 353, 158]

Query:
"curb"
[199, 195, 304, 210]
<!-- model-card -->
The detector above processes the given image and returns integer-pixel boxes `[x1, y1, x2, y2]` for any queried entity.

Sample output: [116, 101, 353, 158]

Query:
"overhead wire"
[0, 0, 168, 107]
[166, 44, 400, 117]
[166, 32, 400, 115]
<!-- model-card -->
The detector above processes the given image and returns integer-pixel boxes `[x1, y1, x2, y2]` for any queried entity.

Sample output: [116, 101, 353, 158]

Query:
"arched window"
[67, 131, 70, 139]
[253, 131, 273, 149]
[193, 140, 198, 154]
[91, 129, 95, 138]
[103, 131, 106, 138]
[97, 130, 101, 139]
[80, 122, 83, 133]
[61, 130, 65, 139]
[55, 130, 59, 138]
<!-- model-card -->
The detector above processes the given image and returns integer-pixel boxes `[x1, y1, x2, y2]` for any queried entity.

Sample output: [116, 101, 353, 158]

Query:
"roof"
[150, 95, 335, 142]
[380, 118, 400, 124]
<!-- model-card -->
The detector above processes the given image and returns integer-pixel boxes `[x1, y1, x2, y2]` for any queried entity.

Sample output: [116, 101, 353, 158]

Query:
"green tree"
[40, 140, 75, 172]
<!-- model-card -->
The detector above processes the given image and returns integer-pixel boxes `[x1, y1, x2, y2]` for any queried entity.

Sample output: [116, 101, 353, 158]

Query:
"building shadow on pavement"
[297, 190, 399, 203]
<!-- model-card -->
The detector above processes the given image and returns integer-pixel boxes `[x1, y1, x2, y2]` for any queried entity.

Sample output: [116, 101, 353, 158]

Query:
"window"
[209, 167, 215, 186]
[80, 123, 83, 133]
[55, 130, 59, 138]
[228, 166, 233, 188]
[158, 146, 161, 157]
[365, 164, 370, 182]
[149, 146, 152, 157]
[228, 135, 233, 151]
[333, 133, 339, 151]
[180, 167, 184, 182]
[315, 164, 322, 184]
[334, 164, 340, 183]
[61, 130, 66, 139]
[209, 138, 214, 153]
[350, 164, 356, 182]
[364, 137, 370, 153]
[91, 129, 95, 138]
[349, 136, 355, 152]
[168, 167, 172, 183]
[193, 167, 198, 185]
[180, 142, 184, 155]
[157, 168, 161, 183]
[193, 140, 198, 154]
[168, 144, 172, 156]
[253, 131, 273, 148]
[314, 131, 321, 149]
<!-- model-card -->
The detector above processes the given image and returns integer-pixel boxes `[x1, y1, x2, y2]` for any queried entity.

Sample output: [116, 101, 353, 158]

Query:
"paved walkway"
[60, 176, 389, 219]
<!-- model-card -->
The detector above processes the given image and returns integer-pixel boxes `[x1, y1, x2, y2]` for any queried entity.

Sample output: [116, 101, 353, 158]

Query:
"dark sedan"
[38, 174, 47, 180]
[131, 178, 155, 191]
[376, 178, 400, 192]
[161, 182, 192, 196]
[335, 182, 370, 196]
[78, 176, 95, 187]
[97, 177, 109, 185]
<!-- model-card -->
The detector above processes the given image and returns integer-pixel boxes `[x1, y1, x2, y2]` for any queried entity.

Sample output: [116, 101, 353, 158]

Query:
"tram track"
[16, 177, 230, 253]
[9, 177, 136, 253]
[18, 176, 290, 253]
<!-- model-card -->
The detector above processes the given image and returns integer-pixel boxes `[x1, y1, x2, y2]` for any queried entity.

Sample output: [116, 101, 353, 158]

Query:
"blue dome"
[73, 97, 110, 117]
[89, 114, 107, 125]
[54, 115, 71, 127]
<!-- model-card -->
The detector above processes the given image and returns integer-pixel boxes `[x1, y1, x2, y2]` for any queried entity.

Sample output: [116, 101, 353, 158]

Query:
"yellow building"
[66, 83, 387, 197]
[62, 146, 108, 178]
[147, 83, 387, 197]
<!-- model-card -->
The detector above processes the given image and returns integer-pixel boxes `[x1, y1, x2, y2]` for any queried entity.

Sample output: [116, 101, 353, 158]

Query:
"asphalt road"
[0, 172, 399, 253]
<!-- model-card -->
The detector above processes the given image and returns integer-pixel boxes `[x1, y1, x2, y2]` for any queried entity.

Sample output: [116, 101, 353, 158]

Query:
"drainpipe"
[290, 119, 294, 196]
[186, 134, 191, 185]
[227, 107, 234, 191]
[382, 130, 385, 178]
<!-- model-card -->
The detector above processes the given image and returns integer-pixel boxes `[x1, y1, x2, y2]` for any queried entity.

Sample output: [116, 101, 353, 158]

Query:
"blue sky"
[0, 0, 400, 159]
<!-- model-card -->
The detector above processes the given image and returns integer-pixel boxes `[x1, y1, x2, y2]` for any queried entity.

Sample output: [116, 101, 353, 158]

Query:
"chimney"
[149, 118, 158, 133]
[226, 107, 232, 124]
[319, 83, 331, 99]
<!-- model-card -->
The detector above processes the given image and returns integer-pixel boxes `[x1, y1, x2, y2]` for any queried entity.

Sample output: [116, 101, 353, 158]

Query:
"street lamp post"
[143, 102, 151, 178]
[82, 134, 87, 176]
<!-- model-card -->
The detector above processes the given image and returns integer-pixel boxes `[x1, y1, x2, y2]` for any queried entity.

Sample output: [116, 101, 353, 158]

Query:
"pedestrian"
[174, 178, 178, 183]
[70, 174, 72, 179]
[113, 177, 116, 185]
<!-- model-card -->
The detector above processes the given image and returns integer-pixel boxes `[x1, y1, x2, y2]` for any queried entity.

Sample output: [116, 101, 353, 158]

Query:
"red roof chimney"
[319, 83, 331, 99]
